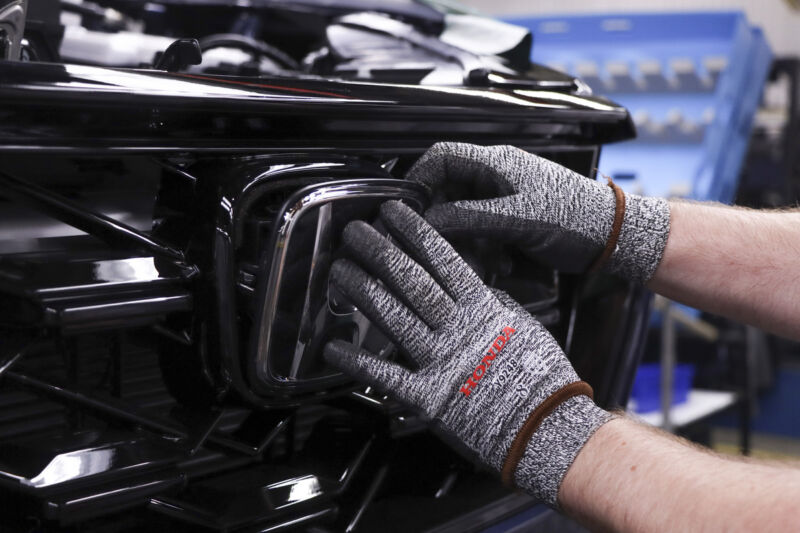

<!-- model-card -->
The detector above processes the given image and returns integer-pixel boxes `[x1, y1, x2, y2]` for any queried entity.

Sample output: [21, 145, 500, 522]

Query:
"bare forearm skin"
[555, 202, 800, 529]
[560, 418, 800, 532]
[647, 201, 800, 340]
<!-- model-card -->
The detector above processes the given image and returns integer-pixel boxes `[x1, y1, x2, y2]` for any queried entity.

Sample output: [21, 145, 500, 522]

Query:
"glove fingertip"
[342, 219, 377, 251]
[329, 258, 362, 291]
[406, 142, 469, 185]
[379, 199, 419, 229]
[380, 200, 438, 243]
[405, 162, 433, 187]
[328, 258, 348, 282]
[405, 144, 448, 182]
[323, 339, 359, 369]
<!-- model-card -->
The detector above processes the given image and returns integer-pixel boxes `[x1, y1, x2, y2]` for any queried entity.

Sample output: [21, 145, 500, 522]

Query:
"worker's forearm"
[559, 417, 800, 532]
[647, 201, 800, 340]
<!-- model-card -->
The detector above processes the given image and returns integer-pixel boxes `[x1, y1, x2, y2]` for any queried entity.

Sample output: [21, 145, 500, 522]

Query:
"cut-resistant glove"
[323, 200, 613, 506]
[406, 142, 671, 284]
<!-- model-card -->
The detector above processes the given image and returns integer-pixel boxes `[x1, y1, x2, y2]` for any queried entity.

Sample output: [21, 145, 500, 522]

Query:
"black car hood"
[0, 60, 635, 153]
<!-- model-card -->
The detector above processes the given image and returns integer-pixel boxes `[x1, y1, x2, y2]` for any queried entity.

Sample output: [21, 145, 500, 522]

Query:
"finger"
[329, 259, 434, 365]
[423, 196, 520, 237]
[324, 340, 416, 399]
[342, 220, 455, 329]
[379, 200, 484, 300]
[405, 142, 516, 194]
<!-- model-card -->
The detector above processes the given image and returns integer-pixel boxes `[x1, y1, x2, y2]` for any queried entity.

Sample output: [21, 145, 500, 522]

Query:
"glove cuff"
[501, 380, 594, 485]
[512, 393, 614, 506]
[607, 193, 671, 284]
[588, 178, 626, 273]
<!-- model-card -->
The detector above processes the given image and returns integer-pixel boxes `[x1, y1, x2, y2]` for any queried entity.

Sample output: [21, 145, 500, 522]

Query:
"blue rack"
[507, 12, 772, 203]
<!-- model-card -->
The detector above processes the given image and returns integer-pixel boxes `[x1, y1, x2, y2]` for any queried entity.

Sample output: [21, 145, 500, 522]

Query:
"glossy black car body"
[0, 1, 645, 531]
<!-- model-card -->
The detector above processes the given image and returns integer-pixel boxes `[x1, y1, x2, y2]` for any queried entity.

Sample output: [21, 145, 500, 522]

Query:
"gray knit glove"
[407, 142, 671, 284]
[323, 200, 613, 505]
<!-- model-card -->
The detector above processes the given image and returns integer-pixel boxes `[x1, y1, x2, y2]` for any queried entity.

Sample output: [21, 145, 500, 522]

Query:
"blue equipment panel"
[507, 12, 772, 203]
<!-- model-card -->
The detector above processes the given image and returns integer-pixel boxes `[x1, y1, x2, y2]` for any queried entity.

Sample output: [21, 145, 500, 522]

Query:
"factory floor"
[713, 427, 800, 461]
[710, 357, 800, 460]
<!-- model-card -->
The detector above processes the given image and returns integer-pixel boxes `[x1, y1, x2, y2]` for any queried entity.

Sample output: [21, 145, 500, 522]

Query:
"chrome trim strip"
[290, 202, 332, 379]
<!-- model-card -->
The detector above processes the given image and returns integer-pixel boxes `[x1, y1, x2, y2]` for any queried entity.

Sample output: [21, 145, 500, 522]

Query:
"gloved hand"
[406, 142, 671, 284]
[324, 200, 612, 505]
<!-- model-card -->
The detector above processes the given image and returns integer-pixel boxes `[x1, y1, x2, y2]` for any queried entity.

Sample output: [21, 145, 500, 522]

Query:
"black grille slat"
[0, 389, 43, 408]
[0, 334, 175, 439]
[0, 412, 67, 441]
[0, 400, 65, 424]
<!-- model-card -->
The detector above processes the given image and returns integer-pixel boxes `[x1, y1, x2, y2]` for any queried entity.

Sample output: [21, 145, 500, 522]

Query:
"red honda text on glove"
[460, 326, 516, 397]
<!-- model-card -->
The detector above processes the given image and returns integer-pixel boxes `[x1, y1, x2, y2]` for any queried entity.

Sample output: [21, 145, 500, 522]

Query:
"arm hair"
[560, 417, 800, 532]
[647, 200, 800, 340]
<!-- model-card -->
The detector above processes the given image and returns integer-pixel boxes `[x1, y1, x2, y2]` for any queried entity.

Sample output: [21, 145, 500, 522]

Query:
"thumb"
[424, 196, 517, 237]
[406, 142, 510, 194]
